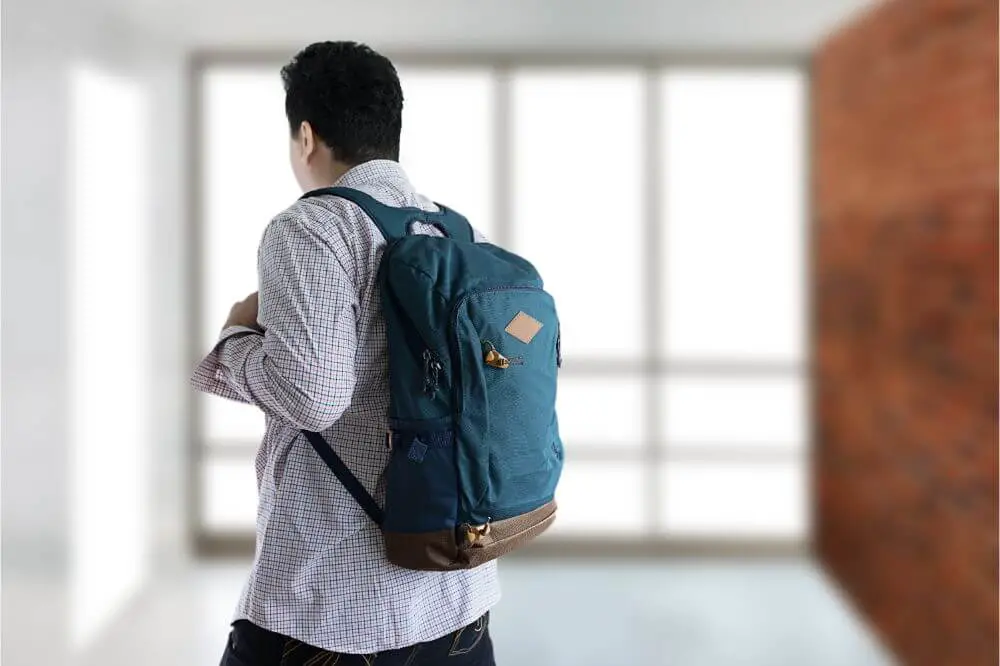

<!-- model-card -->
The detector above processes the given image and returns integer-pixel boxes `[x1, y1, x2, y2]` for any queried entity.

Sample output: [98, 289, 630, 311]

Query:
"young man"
[192, 42, 498, 666]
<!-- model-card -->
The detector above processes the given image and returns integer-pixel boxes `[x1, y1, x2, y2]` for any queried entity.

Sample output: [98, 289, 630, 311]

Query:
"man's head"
[281, 41, 403, 191]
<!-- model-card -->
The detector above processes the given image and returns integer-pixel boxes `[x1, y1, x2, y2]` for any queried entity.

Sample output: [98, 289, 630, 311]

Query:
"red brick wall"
[814, 0, 998, 664]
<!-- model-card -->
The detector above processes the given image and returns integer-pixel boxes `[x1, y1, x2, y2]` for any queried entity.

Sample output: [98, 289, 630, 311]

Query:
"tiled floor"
[80, 558, 896, 666]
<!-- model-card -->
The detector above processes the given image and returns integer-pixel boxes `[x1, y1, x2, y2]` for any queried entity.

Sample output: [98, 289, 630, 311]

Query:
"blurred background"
[2, 0, 996, 664]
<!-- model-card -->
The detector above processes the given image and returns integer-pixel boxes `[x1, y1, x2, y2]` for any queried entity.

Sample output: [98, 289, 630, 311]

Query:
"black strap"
[301, 431, 384, 525]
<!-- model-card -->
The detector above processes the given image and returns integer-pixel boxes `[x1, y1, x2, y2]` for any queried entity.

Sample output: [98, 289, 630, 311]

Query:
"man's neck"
[328, 161, 352, 186]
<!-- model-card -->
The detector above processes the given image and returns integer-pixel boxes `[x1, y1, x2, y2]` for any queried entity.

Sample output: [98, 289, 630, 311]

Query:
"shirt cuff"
[190, 326, 264, 403]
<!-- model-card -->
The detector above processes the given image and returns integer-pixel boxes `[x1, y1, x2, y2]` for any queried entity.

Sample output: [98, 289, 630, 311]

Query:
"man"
[192, 41, 498, 666]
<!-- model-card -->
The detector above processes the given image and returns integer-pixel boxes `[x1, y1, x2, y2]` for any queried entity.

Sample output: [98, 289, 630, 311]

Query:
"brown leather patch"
[505, 311, 543, 344]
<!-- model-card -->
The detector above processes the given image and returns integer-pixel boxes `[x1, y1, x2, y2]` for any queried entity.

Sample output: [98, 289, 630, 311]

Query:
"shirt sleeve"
[191, 212, 358, 432]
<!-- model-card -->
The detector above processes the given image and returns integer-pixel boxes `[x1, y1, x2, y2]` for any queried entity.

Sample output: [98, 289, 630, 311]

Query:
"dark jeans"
[220, 613, 495, 666]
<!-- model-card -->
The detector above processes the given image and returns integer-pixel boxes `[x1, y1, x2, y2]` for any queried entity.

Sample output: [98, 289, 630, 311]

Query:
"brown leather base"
[462, 500, 557, 568]
[384, 527, 466, 571]
[384, 501, 557, 572]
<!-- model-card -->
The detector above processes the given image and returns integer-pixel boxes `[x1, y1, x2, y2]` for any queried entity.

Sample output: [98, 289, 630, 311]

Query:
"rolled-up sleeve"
[193, 213, 358, 432]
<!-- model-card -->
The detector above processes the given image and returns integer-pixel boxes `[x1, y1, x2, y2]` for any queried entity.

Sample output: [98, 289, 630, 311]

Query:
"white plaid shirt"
[191, 160, 500, 654]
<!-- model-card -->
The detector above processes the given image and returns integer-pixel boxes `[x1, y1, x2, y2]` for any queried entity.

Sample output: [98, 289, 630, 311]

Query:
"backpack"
[299, 186, 563, 571]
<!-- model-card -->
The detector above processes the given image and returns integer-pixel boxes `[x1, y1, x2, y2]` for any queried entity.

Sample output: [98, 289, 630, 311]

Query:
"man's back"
[193, 159, 499, 653]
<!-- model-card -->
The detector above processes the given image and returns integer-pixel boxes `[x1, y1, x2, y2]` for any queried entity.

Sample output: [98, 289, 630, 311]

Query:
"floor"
[80, 558, 896, 666]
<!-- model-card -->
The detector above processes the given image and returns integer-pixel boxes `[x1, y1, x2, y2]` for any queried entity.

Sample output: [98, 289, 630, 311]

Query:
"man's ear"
[298, 120, 316, 159]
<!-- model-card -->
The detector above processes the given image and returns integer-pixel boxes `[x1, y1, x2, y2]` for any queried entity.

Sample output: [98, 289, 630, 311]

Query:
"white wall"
[2, 0, 189, 660]
[139, 48, 191, 579]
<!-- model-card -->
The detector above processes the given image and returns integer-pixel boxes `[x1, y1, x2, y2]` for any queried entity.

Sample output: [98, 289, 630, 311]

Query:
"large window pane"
[661, 69, 806, 362]
[551, 461, 646, 535]
[557, 378, 645, 449]
[397, 69, 495, 239]
[200, 68, 299, 352]
[512, 70, 645, 360]
[659, 461, 807, 538]
[661, 377, 806, 449]
[194, 63, 811, 548]
[201, 456, 257, 531]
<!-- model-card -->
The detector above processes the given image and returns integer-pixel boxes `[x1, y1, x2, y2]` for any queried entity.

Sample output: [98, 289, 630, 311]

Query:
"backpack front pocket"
[452, 287, 562, 524]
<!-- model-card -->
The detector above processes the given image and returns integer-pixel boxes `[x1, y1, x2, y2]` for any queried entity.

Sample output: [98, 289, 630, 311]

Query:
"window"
[661, 70, 806, 362]
[511, 70, 646, 361]
[396, 68, 496, 239]
[194, 61, 808, 550]
[653, 68, 808, 542]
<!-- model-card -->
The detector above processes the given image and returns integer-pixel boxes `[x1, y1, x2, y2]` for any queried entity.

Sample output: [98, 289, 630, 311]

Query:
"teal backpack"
[300, 187, 563, 571]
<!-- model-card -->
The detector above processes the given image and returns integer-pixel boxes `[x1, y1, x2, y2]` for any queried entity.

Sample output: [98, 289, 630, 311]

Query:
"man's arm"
[199, 213, 359, 432]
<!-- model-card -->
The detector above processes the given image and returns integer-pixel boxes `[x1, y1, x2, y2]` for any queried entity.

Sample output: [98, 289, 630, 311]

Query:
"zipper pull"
[483, 341, 510, 369]
[430, 358, 442, 391]
[422, 349, 442, 396]
[461, 518, 493, 546]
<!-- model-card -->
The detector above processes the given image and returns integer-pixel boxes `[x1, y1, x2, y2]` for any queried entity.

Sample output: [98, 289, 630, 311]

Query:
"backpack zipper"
[380, 244, 450, 399]
[556, 326, 562, 368]
[422, 349, 443, 396]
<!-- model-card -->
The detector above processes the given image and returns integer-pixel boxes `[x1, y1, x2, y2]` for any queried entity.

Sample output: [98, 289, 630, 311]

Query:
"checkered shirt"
[191, 160, 501, 654]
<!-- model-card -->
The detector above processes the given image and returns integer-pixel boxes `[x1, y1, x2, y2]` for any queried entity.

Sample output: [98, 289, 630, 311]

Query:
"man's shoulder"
[264, 194, 375, 245]
[258, 194, 386, 281]
[276, 194, 355, 227]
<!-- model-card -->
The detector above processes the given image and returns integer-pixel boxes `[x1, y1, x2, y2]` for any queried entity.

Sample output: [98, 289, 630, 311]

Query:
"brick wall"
[814, 0, 998, 664]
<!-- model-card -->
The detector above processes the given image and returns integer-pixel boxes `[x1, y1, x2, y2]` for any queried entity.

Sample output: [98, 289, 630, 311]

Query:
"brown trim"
[382, 501, 559, 571]
[462, 501, 558, 567]
[196, 533, 807, 560]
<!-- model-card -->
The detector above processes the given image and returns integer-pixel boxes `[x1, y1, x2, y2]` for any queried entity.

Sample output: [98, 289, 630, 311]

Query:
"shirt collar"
[334, 159, 411, 190]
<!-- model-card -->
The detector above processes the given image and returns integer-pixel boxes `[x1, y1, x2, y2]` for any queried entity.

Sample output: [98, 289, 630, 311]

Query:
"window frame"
[187, 50, 813, 558]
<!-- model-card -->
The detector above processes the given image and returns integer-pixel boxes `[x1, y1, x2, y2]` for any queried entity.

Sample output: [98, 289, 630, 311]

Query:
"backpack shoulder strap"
[300, 186, 475, 242]
[301, 431, 384, 525]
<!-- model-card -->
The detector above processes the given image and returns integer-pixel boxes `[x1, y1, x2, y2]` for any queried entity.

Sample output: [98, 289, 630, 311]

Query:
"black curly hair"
[281, 41, 403, 165]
